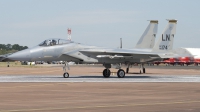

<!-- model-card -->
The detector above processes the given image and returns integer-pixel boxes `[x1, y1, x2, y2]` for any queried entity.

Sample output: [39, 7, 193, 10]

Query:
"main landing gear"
[102, 68, 125, 78]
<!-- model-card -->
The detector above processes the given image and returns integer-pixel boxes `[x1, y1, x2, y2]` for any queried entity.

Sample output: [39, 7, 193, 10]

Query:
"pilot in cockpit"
[39, 38, 71, 46]
[47, 40, 52, 46]
[51, 39, 57, 45]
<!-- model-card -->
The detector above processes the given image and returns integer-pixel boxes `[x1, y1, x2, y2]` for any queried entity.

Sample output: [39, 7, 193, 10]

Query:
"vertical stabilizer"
[135, 20, 158, 49]
[153, 19, 177, 52]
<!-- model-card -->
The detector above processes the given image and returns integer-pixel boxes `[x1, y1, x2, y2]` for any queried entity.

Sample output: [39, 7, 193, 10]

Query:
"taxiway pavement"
[1, 66, 200, 112]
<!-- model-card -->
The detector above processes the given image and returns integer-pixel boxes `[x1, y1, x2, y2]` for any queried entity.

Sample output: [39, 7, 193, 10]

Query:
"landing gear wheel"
[63, 72, 69, 78]
[103, 69, 111, 78]
[117, 69, 125, 78]
[126, 68, 129, 73]
[143, 68, 145, 73]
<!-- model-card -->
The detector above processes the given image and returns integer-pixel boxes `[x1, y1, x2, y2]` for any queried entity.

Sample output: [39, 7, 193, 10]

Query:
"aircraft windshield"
[39, 39, 73, 46]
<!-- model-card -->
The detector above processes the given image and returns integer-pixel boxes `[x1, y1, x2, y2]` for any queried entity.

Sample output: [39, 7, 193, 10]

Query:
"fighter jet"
[7, 19, 177, 78]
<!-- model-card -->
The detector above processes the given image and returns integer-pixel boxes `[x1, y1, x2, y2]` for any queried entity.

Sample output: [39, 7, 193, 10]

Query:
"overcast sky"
[0, 0, 200, 49]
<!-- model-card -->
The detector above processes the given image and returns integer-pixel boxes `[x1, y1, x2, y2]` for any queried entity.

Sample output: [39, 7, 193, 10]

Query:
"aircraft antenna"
[120, 38, 122, 49]
[68, 28, 71, 41]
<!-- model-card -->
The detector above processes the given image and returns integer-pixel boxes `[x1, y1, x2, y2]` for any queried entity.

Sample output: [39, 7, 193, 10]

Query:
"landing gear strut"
[126, 64, 130, 73]
[126, 68, 129, 73]
[140, 64, 146, 74]
[143, 67, 145, 73]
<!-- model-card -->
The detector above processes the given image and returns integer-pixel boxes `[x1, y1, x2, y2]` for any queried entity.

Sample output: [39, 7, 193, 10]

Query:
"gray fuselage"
[8, 40, 158, 64]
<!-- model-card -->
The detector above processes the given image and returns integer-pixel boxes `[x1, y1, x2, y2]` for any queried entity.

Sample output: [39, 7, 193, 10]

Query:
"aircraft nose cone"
[8, 49, 31, 61]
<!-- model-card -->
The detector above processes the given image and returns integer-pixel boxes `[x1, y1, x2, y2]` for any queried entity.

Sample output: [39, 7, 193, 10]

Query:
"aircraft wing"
[79, 49, 161, 59]
[80, 48, 188, 59]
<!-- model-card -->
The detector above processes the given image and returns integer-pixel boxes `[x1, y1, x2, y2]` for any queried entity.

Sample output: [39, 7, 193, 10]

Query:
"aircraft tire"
[103, 69, 111, 78]
[117, 69, 125, 78]
[63, 72, 69, 78]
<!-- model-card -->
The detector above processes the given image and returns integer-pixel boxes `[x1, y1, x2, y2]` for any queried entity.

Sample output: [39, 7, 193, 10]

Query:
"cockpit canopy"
[39, 38, 74, 46]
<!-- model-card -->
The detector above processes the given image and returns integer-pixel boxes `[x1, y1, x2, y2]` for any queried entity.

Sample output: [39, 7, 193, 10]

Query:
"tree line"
[0, 44, 28, 55]
[0, 44, 28, 51]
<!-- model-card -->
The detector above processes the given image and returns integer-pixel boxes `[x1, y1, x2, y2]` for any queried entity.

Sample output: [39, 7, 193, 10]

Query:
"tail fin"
[135, 20, 158, 49]
[153, 19, 177, 52]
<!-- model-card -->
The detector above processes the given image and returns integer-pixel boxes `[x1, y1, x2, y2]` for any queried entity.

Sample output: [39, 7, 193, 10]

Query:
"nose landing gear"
[63, 62, 70, 78]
